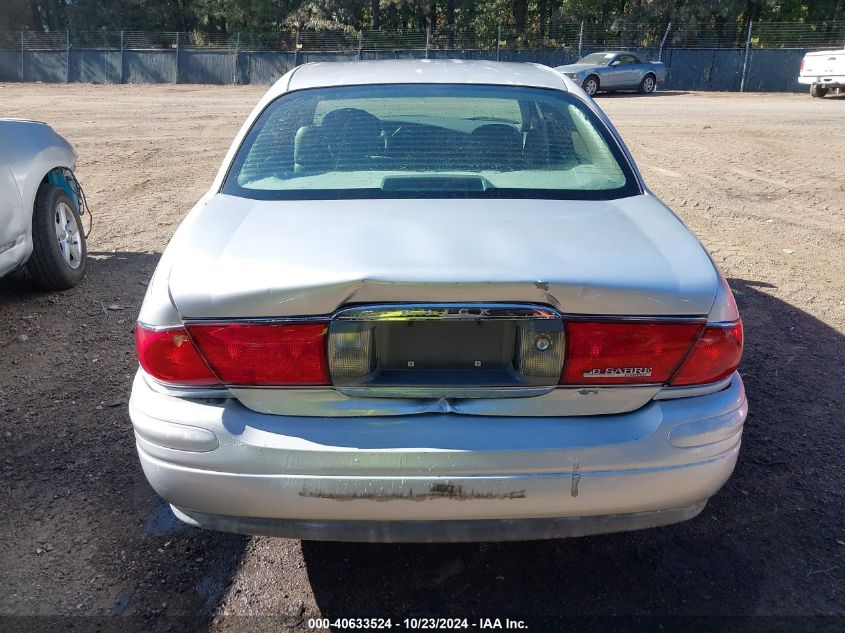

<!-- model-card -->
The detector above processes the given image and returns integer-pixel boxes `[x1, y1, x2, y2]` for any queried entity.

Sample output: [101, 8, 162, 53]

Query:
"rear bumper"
[171, 503, 706, 543]
[129, 371, 747, 542]
[798, 76, 845, 86]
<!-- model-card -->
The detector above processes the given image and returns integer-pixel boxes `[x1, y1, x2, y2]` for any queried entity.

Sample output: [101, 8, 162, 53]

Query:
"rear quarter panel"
[0, 120, 78, 273]
[0, 163, 25, 276]
[650, 62, 667, 83]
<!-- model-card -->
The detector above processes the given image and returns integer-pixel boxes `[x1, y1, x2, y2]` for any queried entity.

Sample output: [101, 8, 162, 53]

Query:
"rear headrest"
[294, 126, 331, 173]
[469, 124, 524, 170]
[320, 107, 382, 167]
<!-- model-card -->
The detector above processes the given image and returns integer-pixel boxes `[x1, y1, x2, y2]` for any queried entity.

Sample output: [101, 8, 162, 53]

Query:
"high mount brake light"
[561, 321, 703, 385]
[185, 322, 330, 386]
[134, 325, 220, 387]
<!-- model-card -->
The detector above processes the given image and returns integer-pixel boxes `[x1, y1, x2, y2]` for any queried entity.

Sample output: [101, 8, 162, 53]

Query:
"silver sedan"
[130, 60, 745, 543]
[0, 120, 88, 289]
[556, 51, 667, 96]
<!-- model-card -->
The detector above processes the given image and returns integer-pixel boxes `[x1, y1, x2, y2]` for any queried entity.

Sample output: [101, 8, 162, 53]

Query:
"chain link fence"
[1, 21, 843, 90]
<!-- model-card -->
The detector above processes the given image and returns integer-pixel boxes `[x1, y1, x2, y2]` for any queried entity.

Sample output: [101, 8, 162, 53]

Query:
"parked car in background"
[131, 60, 745, 543]
[799, 49, 845, 97]
[556, 51, 667, 96]
[0, 120, 88, 289]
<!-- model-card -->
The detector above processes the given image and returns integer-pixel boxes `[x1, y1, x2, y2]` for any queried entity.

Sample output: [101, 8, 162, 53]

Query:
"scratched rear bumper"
[130, 371, 746, 540]
[170, 503, 707, 543]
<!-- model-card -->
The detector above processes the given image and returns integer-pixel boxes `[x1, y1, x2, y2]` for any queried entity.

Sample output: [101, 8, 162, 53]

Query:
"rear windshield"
[222, 84, 639, 200]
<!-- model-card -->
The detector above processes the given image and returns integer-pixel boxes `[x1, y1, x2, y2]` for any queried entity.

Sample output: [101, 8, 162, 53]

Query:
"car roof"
[585, 51, 640, 57]
[275, 59, 569, 96]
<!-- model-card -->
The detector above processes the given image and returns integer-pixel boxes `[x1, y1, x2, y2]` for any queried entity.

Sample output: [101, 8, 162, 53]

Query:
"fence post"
[174, 31, 180, 83]
[65, 30, 70, 83]
[496, 23, 501, 61]
[20, 31, 24, 82]
[232, 32, 240, 84]
[119, 31, 125, 84]
[358, 31, 363, 60]
[578, 21, 584, 58]
[425, 25, 431, 59]
[294, 32, 300, 67]
[740, 20, 752, 92]
[658, 21, 671, 61]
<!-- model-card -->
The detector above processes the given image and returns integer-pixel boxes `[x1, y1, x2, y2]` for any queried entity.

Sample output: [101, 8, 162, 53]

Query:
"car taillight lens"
[516, 326, 565, 378]
[670, 321, 743, 386]
[328, 327, 375, 380]
[135, 325, 220, 386]
[186, 323, 330, 386]
[561, 321, 703, 385]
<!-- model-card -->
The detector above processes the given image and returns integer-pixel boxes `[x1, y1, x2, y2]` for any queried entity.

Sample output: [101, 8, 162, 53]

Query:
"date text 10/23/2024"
[307, 618, 529, 630]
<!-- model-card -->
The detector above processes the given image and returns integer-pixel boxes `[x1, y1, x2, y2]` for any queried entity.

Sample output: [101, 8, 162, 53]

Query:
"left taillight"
[186, 322, 330, 386]
[134, 325, 220, 387]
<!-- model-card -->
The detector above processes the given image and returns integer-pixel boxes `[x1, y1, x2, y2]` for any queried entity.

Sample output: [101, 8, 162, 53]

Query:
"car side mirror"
[609, 60, 620, 66]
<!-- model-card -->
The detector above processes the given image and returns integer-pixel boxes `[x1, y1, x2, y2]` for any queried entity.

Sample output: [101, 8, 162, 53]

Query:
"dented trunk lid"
[167, 193, 717, 319]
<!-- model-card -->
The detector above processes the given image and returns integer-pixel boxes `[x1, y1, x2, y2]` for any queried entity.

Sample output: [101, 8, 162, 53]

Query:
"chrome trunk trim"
[335, 386, 556, 399]
[334, 303, 562, 321]
[653, 375, 734, 400]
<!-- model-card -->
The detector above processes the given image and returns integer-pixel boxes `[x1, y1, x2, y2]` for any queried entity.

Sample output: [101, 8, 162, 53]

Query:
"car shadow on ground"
[300, 277, 845, 624]
[596, 90, 689, 98]
[0, 252, 248, 625]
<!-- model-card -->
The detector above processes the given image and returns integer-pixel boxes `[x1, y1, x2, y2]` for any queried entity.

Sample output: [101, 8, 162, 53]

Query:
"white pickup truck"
[799, 49, 845, 97]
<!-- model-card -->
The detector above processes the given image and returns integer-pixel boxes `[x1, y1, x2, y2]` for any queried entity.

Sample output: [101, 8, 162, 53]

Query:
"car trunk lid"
[168, 193, 717, 319]
[801, 50, 845, 78]
[162, 194, 717, 417]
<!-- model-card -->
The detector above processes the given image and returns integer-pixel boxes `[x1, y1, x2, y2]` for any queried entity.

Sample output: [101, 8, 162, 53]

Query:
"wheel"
[25, 184, 87, 290]
[639, 73, 657, 94]
[810, 84, 828, 98]
[582, 75, 599, 97]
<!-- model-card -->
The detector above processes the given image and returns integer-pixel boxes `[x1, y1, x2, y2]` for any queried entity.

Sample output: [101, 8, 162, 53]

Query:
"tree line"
[4, 0, 845, 37]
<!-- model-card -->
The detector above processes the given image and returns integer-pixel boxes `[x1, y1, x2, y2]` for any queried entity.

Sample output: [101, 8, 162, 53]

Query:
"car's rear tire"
[25, 184, 87, 290]
[810, 84, 828, 98]
[639, 73, 657, 94]
[582, 75, 599, 96]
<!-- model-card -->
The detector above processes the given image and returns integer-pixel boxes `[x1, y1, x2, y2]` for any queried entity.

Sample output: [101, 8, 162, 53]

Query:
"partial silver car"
[556, 51, 667, 96]
[130, 60, 745, 543]
[0, 119, 88, 289]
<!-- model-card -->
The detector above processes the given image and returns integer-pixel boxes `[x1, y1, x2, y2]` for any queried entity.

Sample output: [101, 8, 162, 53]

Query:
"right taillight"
[561, 321, 703, 385]
[670, 320, 743, 386]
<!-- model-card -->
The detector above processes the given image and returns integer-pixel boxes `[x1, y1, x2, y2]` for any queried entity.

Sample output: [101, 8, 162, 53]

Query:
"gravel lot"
[1, 84, 843, 631]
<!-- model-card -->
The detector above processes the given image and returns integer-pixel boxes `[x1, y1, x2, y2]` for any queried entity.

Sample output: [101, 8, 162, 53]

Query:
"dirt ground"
[0, 84, 843, 631]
